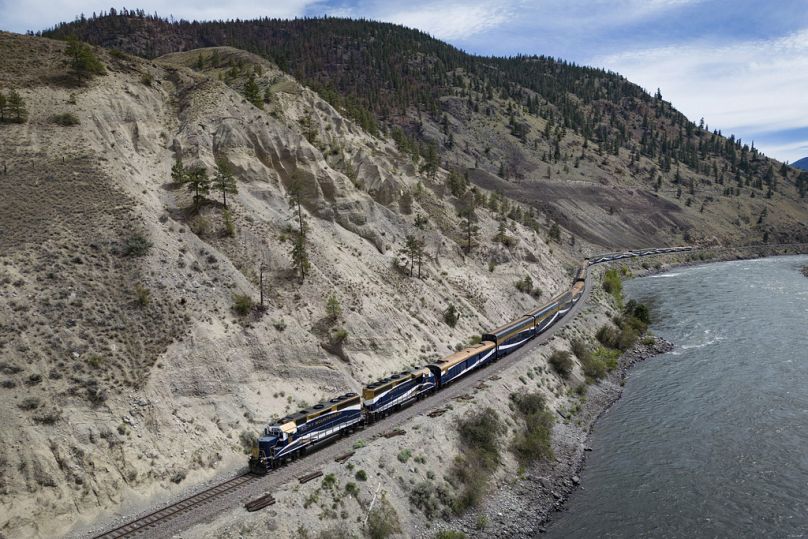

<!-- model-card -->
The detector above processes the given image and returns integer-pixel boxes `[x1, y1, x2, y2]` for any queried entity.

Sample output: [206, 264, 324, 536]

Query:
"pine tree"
[401, 234, 419, 277]
[0, 92, 6, 122]
[171, 157, 186, 184]
[458, 193, 479, 254]
[214, 159, 238, 208]
[184, 166, 211, 208]
[326, 294, 341, 322]
[65, 35, 105, 79]
[6, 90, 27, 123]
[287, 172, 309, 282]
[243, 74, 262, 108]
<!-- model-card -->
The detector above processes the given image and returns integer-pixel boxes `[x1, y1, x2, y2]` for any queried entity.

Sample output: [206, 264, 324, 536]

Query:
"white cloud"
[593, 29, 808, 162]
[0, 0, 320, 33]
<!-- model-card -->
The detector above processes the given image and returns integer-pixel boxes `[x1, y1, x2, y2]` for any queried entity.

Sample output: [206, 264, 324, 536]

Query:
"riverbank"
[802, 265, 808, 278]
[439, 334, 673, 538]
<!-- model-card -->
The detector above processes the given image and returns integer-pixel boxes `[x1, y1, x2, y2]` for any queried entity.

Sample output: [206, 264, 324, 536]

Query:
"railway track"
[93, 474, 258, 538]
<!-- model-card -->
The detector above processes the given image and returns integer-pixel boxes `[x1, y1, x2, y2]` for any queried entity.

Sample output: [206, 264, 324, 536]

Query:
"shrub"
[232, 293, 254, 316]
[410, 481, 453, 519]
[355, 469, 367, 481]
[273, 318, 287, 331]
[397, 449, 412, 463]
[345, 482, 359, 497]
[515, 275, 533, 294]
[50, 112, 80, 126]
[435, 532, 468, 539]
[18, 397, 41, 410]
[330, 328, 348, 345]
[365, 496, 401, 539]
[222, 209, 236, 237]
[509, 392, 554, 465]
[571, 338, 609, 381]
[602, 268, 623, 305]
[141, 72, 154, 86]
[548, 350, 573, 378]
[450, 408, 505, 513]
[443, 304, 460, 328]
[134, 283, 151, 306]
[122, 233, 152, 257]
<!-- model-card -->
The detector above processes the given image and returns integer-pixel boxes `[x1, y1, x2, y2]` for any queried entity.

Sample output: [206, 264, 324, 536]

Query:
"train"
[248, 246, 692, 473]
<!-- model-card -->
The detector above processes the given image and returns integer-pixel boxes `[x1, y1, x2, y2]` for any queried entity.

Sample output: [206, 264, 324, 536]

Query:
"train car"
[574, 261, 588, 282]
[426, 342, 496, 388]
[482, 315, 535, 359]
[249, 393, 362, 473]
[363, 368, 436, 421]
[526, 300, 559, 336]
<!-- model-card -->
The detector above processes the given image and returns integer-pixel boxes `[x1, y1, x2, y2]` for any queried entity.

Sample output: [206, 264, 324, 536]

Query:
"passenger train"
[248, 245, 692, 473]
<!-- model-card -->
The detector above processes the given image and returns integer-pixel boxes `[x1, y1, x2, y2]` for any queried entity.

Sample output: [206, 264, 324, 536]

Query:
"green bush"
[509, 392, 554, 465]
[435, 532, 468, 539]
[397, 449, 412, 463]
[50, 112, 80, 126]
[602, 268, 623, 305]
[355, 469, 367, 481]
[450, 408, 505, 513]
[365, 496, 401, 539]
[548, 350, 573, 378]
[572, 338, 612, 382]
[232, 293, 254, 316]
[515, 275, 533, 294]
[122, 233, 152, 257]
[443, 304, 460, 328]
[410, 481, 453, 519]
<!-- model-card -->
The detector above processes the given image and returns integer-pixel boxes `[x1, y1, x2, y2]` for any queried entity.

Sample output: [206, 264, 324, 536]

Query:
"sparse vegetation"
[50, 112, 80, 125]
[326, 294, 342, 322]
[443, 304, 460, 328]
[122, 233, 152, 257]
[134, 283, 151, 306]
[355, 469, 367, 481]
[64, 35, 106, 79]
[548, 350, 573, 378]
[232, 293, 254, 316]
[602, 268, 623, 306]
[365, 495, 401, 539]
[450, 408, 505, 513]
[509, 392, 554, 465]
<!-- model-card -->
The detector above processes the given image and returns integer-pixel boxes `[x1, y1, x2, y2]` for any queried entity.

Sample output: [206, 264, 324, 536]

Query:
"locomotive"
[249, 246, 691, 473]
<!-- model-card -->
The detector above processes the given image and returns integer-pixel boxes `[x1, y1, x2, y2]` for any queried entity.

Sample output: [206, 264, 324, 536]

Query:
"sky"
[2, 0, 807, 163]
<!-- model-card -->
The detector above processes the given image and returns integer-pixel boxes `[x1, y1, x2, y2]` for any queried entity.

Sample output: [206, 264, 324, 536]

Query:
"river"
[546, 255, 808, 538]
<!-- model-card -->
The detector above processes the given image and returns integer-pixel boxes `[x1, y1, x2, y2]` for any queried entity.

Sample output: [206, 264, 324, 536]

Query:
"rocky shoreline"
[802, 265, 808, 278]
[441, 336, 674, 538]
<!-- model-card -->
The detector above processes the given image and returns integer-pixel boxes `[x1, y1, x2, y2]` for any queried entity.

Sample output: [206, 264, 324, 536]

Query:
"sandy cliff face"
[0, 36, 579, 537]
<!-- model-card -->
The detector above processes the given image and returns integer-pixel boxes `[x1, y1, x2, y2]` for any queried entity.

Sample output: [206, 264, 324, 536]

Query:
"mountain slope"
[0, 32, 585, 537]
[42, 14, 808, 247]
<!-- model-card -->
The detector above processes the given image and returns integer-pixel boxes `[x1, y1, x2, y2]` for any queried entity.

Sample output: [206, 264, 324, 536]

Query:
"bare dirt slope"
[0, 34, 582, 538]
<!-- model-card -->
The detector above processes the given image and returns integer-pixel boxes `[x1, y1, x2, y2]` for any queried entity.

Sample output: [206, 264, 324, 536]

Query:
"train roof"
[428, 341, 495, 372]
[482, 315, 533, 340]
[278, 392, 360, 425]
[363, 367, 431, 394]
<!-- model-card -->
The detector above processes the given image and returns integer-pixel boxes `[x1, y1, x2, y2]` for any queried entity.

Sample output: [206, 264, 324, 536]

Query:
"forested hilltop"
[42, 13, 808, 248]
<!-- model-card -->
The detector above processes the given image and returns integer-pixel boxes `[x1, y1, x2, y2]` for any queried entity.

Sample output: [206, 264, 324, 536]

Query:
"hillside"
[0, 32, 591, 537]
[42, 14, 808, 247]
[793, 157, 808, 171]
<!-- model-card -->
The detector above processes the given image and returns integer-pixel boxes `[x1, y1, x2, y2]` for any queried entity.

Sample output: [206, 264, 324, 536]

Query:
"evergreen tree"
[184, 166, 211, 208]
[243, 74, 262, 108]
[0, 92, 6, 122]
[401, 234, 419, 277]
[171, 157, 186, 184]
[458, 193, 480, 254]
[6, 90, 26, 123]
[64, 35, 105, 78]
[214, 159, 238, 208]
[287, 172, 309, 282]
[326, 294, 341, 321]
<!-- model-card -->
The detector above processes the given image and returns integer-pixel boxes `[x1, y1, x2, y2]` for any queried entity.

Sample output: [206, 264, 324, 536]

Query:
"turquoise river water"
[546, 255, 808, 538]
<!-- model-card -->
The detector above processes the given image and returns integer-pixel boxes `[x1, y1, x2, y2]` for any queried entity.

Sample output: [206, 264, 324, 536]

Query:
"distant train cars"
[248, 246, 690, 473]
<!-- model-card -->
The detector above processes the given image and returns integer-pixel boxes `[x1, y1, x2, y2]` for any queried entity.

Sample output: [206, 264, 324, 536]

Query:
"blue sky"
[2, 0, 807, 163]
